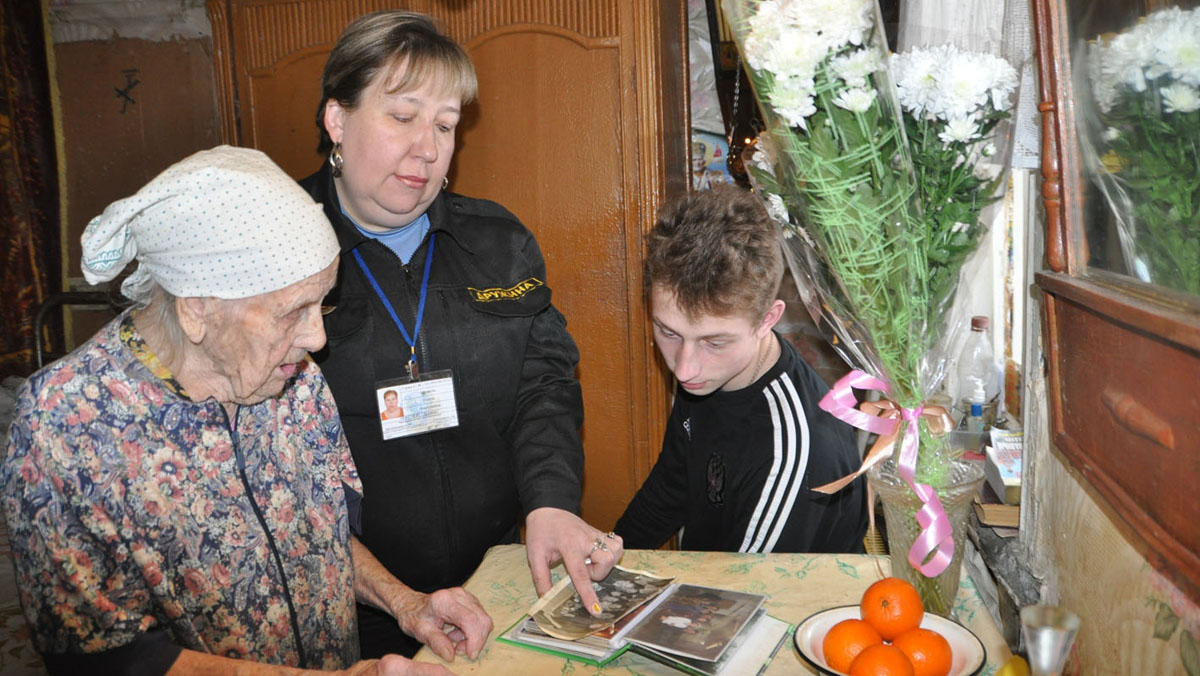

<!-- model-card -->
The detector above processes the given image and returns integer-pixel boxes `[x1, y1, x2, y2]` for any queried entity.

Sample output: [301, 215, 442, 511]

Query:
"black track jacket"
[301, 164, 585, 597]
[616, 336, 867, 553]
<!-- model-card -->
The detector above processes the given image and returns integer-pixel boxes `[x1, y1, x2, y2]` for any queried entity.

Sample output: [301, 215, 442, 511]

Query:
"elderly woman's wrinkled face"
[324, 64, 462, 232]
[203, 260, 338, 405]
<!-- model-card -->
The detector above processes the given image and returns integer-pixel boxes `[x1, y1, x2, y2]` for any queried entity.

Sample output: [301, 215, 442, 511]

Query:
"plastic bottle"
[957, 315, 997, 435]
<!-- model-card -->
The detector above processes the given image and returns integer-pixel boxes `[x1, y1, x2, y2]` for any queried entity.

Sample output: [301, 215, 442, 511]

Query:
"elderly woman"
[1, 147, 489, 676]
[300, 11, 623, 659]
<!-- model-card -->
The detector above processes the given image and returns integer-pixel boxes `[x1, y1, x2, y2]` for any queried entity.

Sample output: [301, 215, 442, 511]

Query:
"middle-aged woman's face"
[323, 63, 463, 232]
[201, 259, 339, 405]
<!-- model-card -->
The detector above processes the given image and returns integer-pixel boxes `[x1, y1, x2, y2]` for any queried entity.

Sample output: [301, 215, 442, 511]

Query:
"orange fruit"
[822, 618, 883, 673]
[860, 577, 925, 640]
[848, 643, 916, 676]
[892, 627, 954, 676]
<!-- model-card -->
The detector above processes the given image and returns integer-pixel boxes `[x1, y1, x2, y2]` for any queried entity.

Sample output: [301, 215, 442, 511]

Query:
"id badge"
[375, 370, 459, 440]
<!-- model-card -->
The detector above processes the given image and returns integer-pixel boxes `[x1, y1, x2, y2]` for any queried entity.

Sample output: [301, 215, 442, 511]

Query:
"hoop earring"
[442, 176, 449, 191]
[329, 143, 344, 178]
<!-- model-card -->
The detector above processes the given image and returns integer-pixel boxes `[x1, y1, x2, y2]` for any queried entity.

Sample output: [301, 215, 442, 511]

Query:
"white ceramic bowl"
[792, 605, 986, 675]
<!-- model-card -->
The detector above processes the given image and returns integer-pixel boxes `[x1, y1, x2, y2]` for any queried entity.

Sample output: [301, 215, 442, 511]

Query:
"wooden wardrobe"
[206, 0, 689, 531]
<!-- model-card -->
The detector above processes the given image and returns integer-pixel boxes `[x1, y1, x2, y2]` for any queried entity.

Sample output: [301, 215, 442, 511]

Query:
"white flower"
[768, 77, 817, 129]
[833, 87, 877, 113]
[939, 53, 994, 119]
[764, 32, 827, 82]
[1155, 14, 1200, 86]
[982, 143, 997, 157]
[831, 48, 881, 89]
[1161, 83, 1200, 113]
[951, 221, 970, 234]
[743, 1, 789, 73]
[938, 116, 980, 145]
[893, 45, 1017, 119]
[1102, 127, 1122, 142]
[1088, 6, 1200, 112]
[892, 48, 942, 117]
[748, 133, 778, 174]
[1098, 23, 1157, 93]
[980, 54, 1020, 111]
[765, 192, 790, 223]
[784, 0, 874, 51]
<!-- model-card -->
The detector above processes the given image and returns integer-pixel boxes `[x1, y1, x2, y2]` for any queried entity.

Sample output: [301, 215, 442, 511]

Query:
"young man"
[615, 185, 867, 553]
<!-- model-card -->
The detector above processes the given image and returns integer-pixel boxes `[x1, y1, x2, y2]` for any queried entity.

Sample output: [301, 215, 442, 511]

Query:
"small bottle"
[957, 316, 997, 433]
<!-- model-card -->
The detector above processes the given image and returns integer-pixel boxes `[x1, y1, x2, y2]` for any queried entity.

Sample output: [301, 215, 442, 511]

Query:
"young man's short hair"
[644, 185, 784, 320]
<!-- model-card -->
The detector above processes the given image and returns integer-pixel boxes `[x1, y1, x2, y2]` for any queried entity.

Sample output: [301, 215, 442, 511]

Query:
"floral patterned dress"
[1, 312, 362, 670]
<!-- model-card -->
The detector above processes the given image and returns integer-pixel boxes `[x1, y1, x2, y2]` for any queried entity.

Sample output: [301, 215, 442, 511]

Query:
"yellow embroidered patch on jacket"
[469, 278, 544, 302]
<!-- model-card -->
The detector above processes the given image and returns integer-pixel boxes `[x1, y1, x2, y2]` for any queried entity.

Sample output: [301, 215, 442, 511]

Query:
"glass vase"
[867, 455, 985, 616]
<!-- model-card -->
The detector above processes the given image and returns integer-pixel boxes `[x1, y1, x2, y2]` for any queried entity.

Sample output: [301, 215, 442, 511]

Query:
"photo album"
[497, 566, 791, 675]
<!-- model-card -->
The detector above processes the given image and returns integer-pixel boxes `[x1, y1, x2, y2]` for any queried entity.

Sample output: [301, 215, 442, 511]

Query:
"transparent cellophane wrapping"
[1073, 5, 1200, 297]
[720, 0, 1019, 483]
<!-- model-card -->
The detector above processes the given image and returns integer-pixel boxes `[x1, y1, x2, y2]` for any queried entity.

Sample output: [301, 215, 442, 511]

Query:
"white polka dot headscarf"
[81, 145, 340, 300]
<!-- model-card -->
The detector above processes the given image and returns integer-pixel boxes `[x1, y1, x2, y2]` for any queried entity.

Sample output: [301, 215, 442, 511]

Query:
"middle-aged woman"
[1, 146, 490, 676]
[299, 10, 624, 658]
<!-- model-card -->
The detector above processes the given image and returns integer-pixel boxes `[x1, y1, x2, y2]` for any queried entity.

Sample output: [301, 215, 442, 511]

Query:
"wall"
[1023, 343, 1199, 674]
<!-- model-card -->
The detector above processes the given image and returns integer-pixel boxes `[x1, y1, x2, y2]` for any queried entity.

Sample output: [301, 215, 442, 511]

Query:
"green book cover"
[496, 615, 631, 667]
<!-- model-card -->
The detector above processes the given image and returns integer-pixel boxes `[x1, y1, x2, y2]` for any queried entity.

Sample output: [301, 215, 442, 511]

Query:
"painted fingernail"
[592, 603, 602, 613]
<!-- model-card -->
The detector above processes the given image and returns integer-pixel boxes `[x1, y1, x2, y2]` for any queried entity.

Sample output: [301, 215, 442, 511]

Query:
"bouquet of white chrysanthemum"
[1084, 6, 1200, 295]
[722, 0, 1019, 614]
[892, 45, 1018, 319]
[730, 0, 927, 404]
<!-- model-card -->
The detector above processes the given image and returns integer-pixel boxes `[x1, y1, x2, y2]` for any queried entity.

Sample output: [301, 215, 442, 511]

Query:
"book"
[527, 565, 677, 641]
[629, 609, 792, 676]
[986, 428, 1023, 505]
[498, 615, 629, 666]
[621, 582, 766, 662]
[499, 566, 791, 674]
[974, 482, 1020, 528]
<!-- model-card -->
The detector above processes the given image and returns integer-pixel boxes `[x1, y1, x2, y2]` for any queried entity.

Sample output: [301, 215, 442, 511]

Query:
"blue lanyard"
[352, 234, 435, 374]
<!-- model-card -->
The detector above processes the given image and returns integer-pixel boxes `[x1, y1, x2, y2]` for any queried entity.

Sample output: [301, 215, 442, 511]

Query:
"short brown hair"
[644, 185, 783, 320]
[316, 11, 478, 153]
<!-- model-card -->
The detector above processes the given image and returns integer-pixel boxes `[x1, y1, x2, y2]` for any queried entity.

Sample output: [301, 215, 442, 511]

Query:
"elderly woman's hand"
[525, 507, 625, 616]
[393, 587, 493, 662]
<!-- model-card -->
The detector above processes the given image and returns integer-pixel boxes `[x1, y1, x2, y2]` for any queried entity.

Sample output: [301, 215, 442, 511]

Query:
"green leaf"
[1154, 599, 1180, 640]
[836, 560, 860, 578]
[1183, 630, 1200, 676]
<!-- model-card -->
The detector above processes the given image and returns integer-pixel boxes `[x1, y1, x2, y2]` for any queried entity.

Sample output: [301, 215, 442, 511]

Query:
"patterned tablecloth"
[416, 544, 1011, 675]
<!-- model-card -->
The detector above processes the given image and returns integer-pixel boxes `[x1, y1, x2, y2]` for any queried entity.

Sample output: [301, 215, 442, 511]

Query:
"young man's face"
[649, 285, 782, 396]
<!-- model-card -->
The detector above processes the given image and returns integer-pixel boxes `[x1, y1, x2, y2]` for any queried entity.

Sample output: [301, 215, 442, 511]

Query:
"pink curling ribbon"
[815, 370, 956, 577]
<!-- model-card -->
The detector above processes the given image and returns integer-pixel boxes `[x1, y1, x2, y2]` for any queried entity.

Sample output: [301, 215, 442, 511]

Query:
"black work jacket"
[300, 164, 584, 594]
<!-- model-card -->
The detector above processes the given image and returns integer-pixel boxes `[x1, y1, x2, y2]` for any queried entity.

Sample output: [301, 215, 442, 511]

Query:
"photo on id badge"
[375, 371, 459, 440]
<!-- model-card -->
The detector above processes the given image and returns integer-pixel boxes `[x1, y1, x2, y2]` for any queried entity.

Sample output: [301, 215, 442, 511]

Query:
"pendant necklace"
[749, 337, 771, 386]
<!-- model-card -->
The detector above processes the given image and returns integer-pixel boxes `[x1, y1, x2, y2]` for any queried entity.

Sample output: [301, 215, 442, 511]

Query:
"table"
[415, 544, 1011, 674]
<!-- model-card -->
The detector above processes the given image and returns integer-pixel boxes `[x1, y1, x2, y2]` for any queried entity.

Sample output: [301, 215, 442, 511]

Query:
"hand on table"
[525, 507, 625, 616]
[392, 587, 493, 662]
[340, 655, 453, 676]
